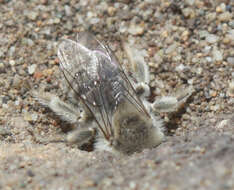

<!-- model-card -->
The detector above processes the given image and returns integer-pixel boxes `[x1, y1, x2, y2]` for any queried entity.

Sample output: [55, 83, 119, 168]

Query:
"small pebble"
[119, 22, 127, 33]
[12, 74, 21, 88]
[9, 60, 16, 66]
[165, 43, 177, 54]
[90, 17, 100, 25]
[40, 0, 48, 4]
[0, 62, 5, 73]
[222, 36, 231, 44]
[28, 64, 37, 75]
[0, 50, 4, 58]
[196, 67, 203, 75]
[26, 38, 34, 47]
[182, 8, 195, 18]
[185, 0, 195, 6]
[82, 180, 96, 187]
[176, 64, 186, 72]
[153, 54, 163, 64]
[206, 57, 212, 62]
[24, 112, 38, 122]
[107, 7, 116, 16]
[128, 23, 144, 35]
[64, 5, 72, 16]
[206, 12, 217, 22]
[15, 99, 20, 106]
[210, 104, 220, 111]
[229, 20, 234, 28]
[206, 34, 219, 44]
[227, 57, 234, 65]
[227, 80, 234, 97]
[64, 21, 73, 31]
[218, 12, 232, 22]
[216, 3, 226, 13]
[181, 30, 189, 41]
[216, 119, 228, 129]
[212, 49, 223, 62]
[26, 11, 38, 21]
[199, 30, 209, 39]
[0, 128, 11, 136]
[9, 46, 15, 57]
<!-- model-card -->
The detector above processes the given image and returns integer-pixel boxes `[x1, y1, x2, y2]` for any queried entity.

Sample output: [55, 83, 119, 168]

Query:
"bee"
[35, 32, 194, 155]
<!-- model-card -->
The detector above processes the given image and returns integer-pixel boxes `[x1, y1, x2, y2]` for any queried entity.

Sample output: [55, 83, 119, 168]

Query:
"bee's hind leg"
[123, 42, 151, 99]
[152, 86, 195, 113]
[135, 82, 150, 98]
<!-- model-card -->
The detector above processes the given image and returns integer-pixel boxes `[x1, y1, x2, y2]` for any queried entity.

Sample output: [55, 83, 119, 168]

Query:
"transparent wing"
[57, 32, 149, 141]
[58, 38, 98, 102]
[76, 32, 118, 63]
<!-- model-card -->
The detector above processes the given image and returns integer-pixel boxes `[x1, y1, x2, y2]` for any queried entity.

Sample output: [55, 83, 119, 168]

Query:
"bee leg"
[152, 86, 194, 113]
[123, 43, 150, 84]
[66, 127, 97, 146]
[135, 82, 150, 98]
[33, 92, 81, 123]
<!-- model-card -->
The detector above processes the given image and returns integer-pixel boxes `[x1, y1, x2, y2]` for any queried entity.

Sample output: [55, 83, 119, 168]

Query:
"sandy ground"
[0, 0, 233, 189]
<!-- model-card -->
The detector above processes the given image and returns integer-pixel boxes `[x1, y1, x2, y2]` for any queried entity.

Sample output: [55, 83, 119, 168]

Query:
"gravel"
[0, 0, 233, 190]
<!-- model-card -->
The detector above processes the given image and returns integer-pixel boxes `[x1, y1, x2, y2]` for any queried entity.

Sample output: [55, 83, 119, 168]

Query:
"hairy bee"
[36, 32, 193, 155]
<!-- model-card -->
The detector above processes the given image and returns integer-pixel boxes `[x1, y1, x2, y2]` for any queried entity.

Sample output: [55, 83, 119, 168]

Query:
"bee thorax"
[103, 100, 164, 154]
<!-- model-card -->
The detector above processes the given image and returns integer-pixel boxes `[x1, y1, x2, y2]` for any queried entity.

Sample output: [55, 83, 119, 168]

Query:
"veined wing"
[76, 32, 150, 116]
[57, 32, 149, 141]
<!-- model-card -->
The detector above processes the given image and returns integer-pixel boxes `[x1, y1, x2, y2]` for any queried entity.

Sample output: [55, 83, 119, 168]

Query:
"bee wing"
[58, 36, 115, 140]
[82, 34, 151, 117]
[76, 31, 120, 69]
[76, 32, 104, 51]
[58, 38, 99, 103]
[57, 33, 150, 141]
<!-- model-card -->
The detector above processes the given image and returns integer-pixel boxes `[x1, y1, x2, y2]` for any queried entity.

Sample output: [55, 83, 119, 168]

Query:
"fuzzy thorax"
[95, 100, 164, 155]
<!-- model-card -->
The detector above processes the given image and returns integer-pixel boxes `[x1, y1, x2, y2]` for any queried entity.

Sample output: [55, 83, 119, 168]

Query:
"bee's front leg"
[33, 91, 82, 123]
[66, 127, 97, 146]
[33, 91, 97, 148]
